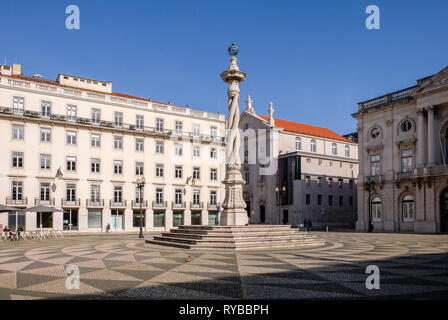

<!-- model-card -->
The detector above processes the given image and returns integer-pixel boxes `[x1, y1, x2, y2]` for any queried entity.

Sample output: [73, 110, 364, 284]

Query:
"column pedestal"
[220, 166, 248, 226]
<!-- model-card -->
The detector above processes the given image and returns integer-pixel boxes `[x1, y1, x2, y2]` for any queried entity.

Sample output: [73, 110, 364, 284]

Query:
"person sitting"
[3, 226, 10, 232]
[17, 225, 23, 232]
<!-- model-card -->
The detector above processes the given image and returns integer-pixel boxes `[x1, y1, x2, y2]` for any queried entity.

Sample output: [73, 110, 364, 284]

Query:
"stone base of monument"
[145, 225, 325, 251]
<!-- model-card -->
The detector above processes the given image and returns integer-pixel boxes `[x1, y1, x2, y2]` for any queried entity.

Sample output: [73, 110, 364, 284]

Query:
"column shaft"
[427, 106, 435, 165]
[417, 109, 425, 167]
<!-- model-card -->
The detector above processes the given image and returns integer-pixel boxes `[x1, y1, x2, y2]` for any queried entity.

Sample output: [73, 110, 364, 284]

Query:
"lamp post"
[136, 177, 146, 238]
[364, 179, 375, 233]
[275, 186, 280, 224]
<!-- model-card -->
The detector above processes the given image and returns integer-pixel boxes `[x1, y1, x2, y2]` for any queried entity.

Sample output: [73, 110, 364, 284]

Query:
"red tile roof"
[258, 115, 351, 143]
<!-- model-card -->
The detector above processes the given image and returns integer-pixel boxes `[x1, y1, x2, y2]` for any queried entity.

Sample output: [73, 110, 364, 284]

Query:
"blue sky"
[1, 0, 447, 135]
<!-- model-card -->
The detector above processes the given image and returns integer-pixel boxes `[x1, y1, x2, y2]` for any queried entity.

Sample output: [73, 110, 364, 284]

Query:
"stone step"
[146, 238, 324, 251]
[165, 230, 309, 238]
[177, 225, 295, 232]
[153, 235, 319, 245]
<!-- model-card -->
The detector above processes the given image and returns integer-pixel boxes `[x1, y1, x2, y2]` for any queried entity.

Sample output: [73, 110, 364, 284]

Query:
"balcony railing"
[152, 200, 167, 209]
[207, 202, 220, 210]
[359, 86, 417, 111]
[365, 175, 384, 183]
[6, 197, 28, 206]
[61, 199, 81, 207]
[190, 201, 204, 210]
[131, 200, 148, 208]
[86, 199, 104, 207]
[34, 198, 55, 206]
[109, 200, 127, 208]
[172, 201, 187, 210]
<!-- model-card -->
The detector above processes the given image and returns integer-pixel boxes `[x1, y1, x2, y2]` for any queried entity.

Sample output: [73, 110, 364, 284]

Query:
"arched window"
[402, 195, 414, 222]
[345, 145, 350, 158]
[295, 137, 301, 150]
[371, 197, 382, 222]
[332, 143, 337, 155]
[310, 139, 316, 153]
[400, 120, 413, 133]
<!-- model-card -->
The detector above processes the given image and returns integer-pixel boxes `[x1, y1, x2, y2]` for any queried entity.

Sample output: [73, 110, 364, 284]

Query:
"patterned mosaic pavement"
[0, 232, 447, 300]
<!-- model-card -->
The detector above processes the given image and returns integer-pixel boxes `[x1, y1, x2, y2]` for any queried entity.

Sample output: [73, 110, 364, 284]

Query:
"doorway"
[259, 205, 265, 223]
[110, 210, 124, 231]
[283, 210, 289, 224]
[63, 209, 78, 231]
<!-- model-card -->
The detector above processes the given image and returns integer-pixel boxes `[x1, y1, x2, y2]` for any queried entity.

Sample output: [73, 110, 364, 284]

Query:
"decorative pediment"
[413, 66, 448, 96]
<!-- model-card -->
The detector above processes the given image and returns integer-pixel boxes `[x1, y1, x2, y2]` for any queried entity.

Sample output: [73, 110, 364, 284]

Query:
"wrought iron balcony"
[171, 201, 186, 210]
[190, 201, 204, 210]
[6, 197, 28, 206]
[207, 202, 220, 210]
[152, 200, 167, 209]
[34, 198, 55, 206]
[61, 199, 81, 207]
[109, 200, 127, 208]
[132, 200, 148, 208]
[86, 199, 104, 207]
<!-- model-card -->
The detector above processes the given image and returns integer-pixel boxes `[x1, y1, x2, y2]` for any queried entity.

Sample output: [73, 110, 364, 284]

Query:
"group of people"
[303, 219, 313, 231]
[1, 225, 24, 240]
[2, 225, 23, 232]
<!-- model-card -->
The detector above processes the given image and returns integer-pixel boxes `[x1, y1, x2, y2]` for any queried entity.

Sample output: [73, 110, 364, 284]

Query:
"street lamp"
[275, 186, 280, 224]
[136, 177, 146, 238]
[364, 179, 376, 233]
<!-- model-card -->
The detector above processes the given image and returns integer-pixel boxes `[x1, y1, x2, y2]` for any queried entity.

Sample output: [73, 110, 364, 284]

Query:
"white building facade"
[239, 97, 358, 229]
[0, 63, 226, 232]
[354, 66, 448, 233]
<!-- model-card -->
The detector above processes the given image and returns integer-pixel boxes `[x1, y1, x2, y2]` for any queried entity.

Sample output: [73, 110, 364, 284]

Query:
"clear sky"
[1, 0, 447, 135]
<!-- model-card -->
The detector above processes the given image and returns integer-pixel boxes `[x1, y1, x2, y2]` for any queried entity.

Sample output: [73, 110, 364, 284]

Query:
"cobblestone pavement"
[0, 232, 447, 300]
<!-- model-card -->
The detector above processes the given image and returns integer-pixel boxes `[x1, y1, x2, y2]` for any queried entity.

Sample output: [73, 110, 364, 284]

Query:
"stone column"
[219, 44, 248, 226]
[427, 106, 436, 165]
[417, 108, 425, 167]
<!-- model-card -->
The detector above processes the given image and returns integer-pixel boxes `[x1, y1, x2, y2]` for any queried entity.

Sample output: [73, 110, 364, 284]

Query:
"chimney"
[268, 101, 275, 126]
[12, 63, 21, 76]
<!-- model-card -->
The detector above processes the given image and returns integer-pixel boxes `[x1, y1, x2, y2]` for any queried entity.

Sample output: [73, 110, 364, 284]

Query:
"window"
[135, 185, 144, 203]
[310, 139, 317, 153]
[156, 164, 164, 177]
[66, 131, 77, 145]
[210, 147, 217, 159]
[175, 121, 183, 135]
[193, 145, 200, 157]
[370, 155, 380, 176]
[193, 167, 200, 180]
[338, 178, 343, 187]
[245, 171, 249, 184]
[349, 196, 353, 206]
[306, 194, 311, 205]
[402, 195, 414, 222]
[175, 189, 183, 205]
[67, 105, 77, 122]
[133, 210, 145, 227]
[114, 112, 123, 128]
[401, 149, 413, 173]
[66, 184, 76, 201]
[90, 185, 100, 202]
[328, 195, 333, 206]
[193, 124, 200, 138]
[339, 196, 343, 206]
[13, 96, 24, 115]
[345, 145, 350, 158]
[193, 190, 200, 205]
[12, 152, 23, 168]
[40, 154, 51, 170]
[349, 179, 354, 189]
[296, 137, 302, 150]
[317, 177, 322, 185]
[91, 133, 101, 148]
[370, 127, 381, 139]
[91, 108, 101, 125]
[114, 136, 123, 150]
[91, 158, 100, 173]
[136, 115, 144, 130]
[332, 143, 337, 156]
[41, 101, 51, 118]
[210, 168, 217, 181]
[305, 176, 311, 185]
[113, 186, 123, 203]
[114, 160, 123, 174]
[317, 194, 322, 205]
[210, 126, 217, 139]
[210, 191, 217, 205]
[40, 183, 50, 201]
[156, 188, 164, 204]
[175, 166, 183, 179]
[40, 128, 51, 142]
[372, 197, 382, 221]
[156, 118, 164, 132]
[11, 181, 23, 201]
[156, 141, 164, 154]
[175, 143, 183, 156]
[66, 156, 76, 171]
[401, 120, 413, 133]
[328, 177, 333, 187]
[12, 124, 24, 140]
[135, 162, 144, 176]
[136, 138, 144, 151]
